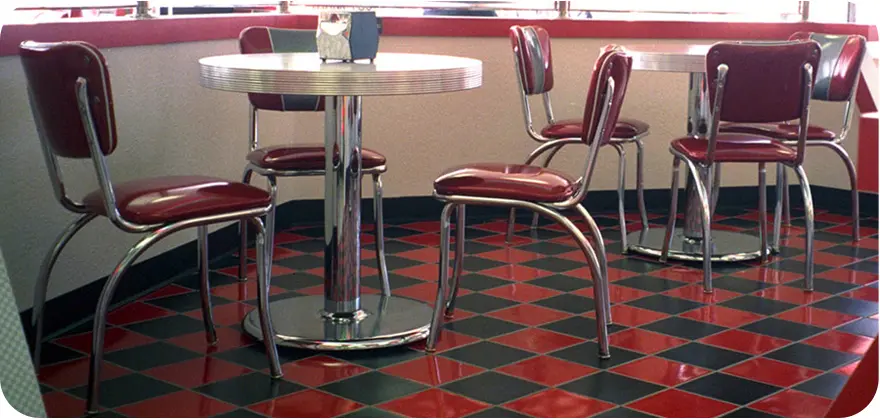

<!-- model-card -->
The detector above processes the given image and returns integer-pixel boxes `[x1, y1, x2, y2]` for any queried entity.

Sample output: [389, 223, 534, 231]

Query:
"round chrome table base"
[626, 228, 770, 262]
[242, 294, 432, 350]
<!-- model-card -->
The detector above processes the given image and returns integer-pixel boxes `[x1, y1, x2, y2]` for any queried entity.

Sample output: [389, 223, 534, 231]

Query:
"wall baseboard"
[20, 185, 876, 342]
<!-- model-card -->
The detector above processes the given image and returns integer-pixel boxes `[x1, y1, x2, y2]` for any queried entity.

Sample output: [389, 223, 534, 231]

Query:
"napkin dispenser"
[316, 11, 380, 63]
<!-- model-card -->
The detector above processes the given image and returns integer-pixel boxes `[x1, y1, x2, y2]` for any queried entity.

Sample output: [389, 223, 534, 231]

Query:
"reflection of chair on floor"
[20, 40, 280, 414]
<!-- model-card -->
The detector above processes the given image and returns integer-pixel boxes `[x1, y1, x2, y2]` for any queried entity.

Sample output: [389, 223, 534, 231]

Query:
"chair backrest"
[19, 41, 117, 159]
[508, 25, 554, 95]
[239, 26, 323, 112]
[790, 32, 867, 102]
[582, 46, 632, 146]
[707, 41, 821, 124]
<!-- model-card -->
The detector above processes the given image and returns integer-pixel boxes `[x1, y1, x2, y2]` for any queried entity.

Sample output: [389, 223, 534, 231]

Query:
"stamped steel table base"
[242, 294, 432, 350]
[626, 229, 772, 262]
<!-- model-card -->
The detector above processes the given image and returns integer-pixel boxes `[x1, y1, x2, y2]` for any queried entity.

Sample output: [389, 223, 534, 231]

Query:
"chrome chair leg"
[505, 208, 517, 243]
[773, 163, 784, 251]
[681, 158, 714, 293]
[197, 225, 217, 345]
[823, 141, 860, 241]
[634, 139, 649, 233]
[793, 165, 815, 291]
[252, 216, 282, 378]
[445, 205, 466, 318]
[372, 173, 391, 296]
[781, 168, 791, 225]
[238, 167, 254, 282]
[530, 212, 540, 230]
[612, 144, 628, 251]
[427, 203, 455, 352]
[574, 204, 611, 326]
[32, 213, 97, 369]
[660, 157, 681, 263]
[758, 163, 769, 263]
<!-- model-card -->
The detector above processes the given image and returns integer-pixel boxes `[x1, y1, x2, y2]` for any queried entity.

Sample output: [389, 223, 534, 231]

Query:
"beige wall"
[0, 35, 863, 309]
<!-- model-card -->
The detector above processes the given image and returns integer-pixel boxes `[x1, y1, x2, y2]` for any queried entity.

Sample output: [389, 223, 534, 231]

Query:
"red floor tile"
[700, 329, 790, 355]
[836, 361, 860, 376]
[826, 224, 878, 237]
[475, 233, 533, 246]
[814, 213, 853, 224]
[218, 263, 294, 280]
[166, 327, 254, 354]
[399, 221, 442, 233]
[611, 356, 710, 386]
[408, 330, 479, 353]
[662, 284, 741, 304]
[379, 389, 489, 418]
[43, 392, 86, 418]
[781, 236, 836, 251]
[584, 304, 669, 327]
[627, 389, 737, 417]
[144, 357, 253, 388]
[485, 304, 571, 326]
[504, 389, 614, 418]
[723, 357, 822, 387]
[482, 283, 561, 302]
[271, 232, 310, 245]
[732, 267, 804, 284]
[395, 264, 443, 281]
[842, 286, 879, 302]
[575, 284, 652, 302]
[250, 389, 363, 418]
[39, 358, 131, 389]
[394, 282, 470, 303]
[210, 281, 287, 301]
[396, 247, 442, 264]
[750, 389, 832, 418]
[54, 327, 155, 354]
[480, 264, 553, 281]
[805, 330, 874, 354]
[380, 356, 484, 386]
[652, 266, 720, 283]
[679, 305, 764, 328]
[496, 355, 598, 386]
[776, 306, 860, 328]
[184, 302, 255, 327]
[793, 252, 862, 267]
[143, 284, 193, 300]
[471, 220, 527, 234]
[106, 301, 174, 325]
[244, 246, 304, 261]
[556, 250, 623, 264]
[609, 328, 688, 354]
[491, 328, 583, 353]
[398, 233, 443, 247]
[478, 248, 542, 264]
[282, 356, 370, 387]
[816, 269, 879, 285]
[753, 286, 831, 305]
[117, 390, 237, 418]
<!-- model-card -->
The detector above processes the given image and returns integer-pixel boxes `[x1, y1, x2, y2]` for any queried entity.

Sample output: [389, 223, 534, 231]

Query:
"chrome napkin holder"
[316, 11, 380, 63]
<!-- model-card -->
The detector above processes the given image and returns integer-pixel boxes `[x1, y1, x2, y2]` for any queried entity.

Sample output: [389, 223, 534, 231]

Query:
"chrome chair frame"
[236, 104, 392, 295]
[26, 50, 281, 414]
[427, 74, 624, 359]
[660, 54, 817, 293]
[504, 30, 650, 250]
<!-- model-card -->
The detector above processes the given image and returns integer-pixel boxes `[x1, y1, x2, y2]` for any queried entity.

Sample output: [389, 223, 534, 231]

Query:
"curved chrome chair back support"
[20, 40, 281, 414]
[236, 26, 392, 294]
[661, 40, 822, 293]
[427, 48, 636, 359]
[506, 25, 650, 250]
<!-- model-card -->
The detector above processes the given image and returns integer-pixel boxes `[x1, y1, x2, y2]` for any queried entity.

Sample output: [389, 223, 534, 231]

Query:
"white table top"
[621, 44, 711, 73]
[199, 52, 482, 96]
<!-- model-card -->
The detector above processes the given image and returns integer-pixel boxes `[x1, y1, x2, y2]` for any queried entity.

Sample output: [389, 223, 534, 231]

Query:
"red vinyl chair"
[720, 33, 867, 242]
[660, 40, 822, 293]
[506, 25, 651, 251]
[426, 46, 637, 359]
[20, 41, 281, 414]
[236, 26, 391, 294]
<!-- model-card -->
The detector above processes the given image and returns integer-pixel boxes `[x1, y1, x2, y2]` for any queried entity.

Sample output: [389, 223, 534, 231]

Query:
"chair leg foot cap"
[598, 354, 611, 360]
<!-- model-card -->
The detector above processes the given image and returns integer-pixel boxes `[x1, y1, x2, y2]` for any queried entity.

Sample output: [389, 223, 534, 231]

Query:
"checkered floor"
[37, 207, 878, 418]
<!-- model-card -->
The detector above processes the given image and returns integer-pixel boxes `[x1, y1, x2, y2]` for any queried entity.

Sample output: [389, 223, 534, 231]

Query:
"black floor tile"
[764, 259, 834, 275]
[615, 275, 689, 293]
[740, 318, 824, 341]
[442, 341, 535, 369]
[340, 407, 403, 418]
[175, 272, 240, 290]
[608, 258, 668, 274]
[320, 371, 427, 405]
[626, 294, 704, 315]
[461, 240, 503, 255]
[559, 371, 663, 404]
[785, 278, 861, 294]
[521, 257, 586, 273]
[441, 371, 544, 405]
[838, 317, 879, 337]
[679, 373, 780, 405]
[461, 256, 507, 272]
[823, 244, 878, 260]
[280, 238, 325, 253]
[196, 372, 304, 406]
[515, 241, 577, 255]
[69, 374, 180, 409]
[549, 341, 644, 369]
[147, 292, 232, 313]
[656, 342, 751, 370]
[214, 408, 266, 418]
[362, 255, 422, 271]
[532, 294, 596, 314]
[527, 274, 592, 292]
[540, 316, 627, 340]
[717, 218, 759, 229]
[789, 218, 836, 230]
[711, 276, 775, 293]
[449, 293, 519, 314]
[37, 342, 84, 366]
[640, 317, 726, 340]
[443, 316, 525, 339]
[812, 296, 878, 317]
[594, 407, 656, 418]
[456, 273, 513, 292]
[360, 273, 423, 291]
[722, 407, 780, 418]
[808, 231, 856, 244]
[364, 240, 424, 254]
[212, 344, 313, 370]
[269, 272, 325, 291]
[274, 254, 326, 270]
[123, 315, 208, 339]
[209, 254, 242, 270]
[793, 372, 848, 399]
[104, 341, 200, 371]
[719, 295, 796, 316]
[378, 227, 424, 238]
[844, 259, 879, 273]
[330, 346, 424, 369]
[765, 343, 860, 371]
[466, 407, 530, 418]
[515, 228, 569, 240]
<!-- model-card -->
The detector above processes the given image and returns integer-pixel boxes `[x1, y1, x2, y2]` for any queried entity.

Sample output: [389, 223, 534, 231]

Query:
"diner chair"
[20, 40, 281, 414]
[505, 25, 651, 252]
[720, 33, 867, 242]
[426, 46, 637, 359]
[236, 26, 391, 294]
[660, 40, 822, 293]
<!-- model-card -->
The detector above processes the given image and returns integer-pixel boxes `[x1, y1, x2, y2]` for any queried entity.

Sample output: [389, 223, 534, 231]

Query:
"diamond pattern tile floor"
[38, 209, 878, 417]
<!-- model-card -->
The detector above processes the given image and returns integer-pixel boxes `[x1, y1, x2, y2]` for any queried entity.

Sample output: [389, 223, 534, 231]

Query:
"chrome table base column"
[242, 95, 432, 350]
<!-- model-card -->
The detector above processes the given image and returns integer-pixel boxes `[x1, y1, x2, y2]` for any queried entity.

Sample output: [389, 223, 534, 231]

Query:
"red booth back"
[581, 47, 632, 146]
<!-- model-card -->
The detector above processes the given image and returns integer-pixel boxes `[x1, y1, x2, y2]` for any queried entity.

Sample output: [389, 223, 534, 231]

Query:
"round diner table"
[621, 44, 769, 262]
[199, 52, 482, 350]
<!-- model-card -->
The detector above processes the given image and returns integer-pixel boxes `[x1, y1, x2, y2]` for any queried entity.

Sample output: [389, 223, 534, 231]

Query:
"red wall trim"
[0, 14, 874, 57]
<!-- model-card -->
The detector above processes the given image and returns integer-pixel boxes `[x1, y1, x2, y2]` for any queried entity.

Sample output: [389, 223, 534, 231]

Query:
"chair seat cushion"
[539, 117, 649, 139]
[83, 176, 272, 225]
[247, 144, 387, 171]
[719, 122, 836, 141]
[434, 163, 577, 202]
[671, 133, 798, 164]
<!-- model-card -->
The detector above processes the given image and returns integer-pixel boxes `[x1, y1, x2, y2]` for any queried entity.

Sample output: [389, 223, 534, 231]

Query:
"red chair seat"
[247, 144, 387, 171]
[83, 176, 272, 225]
[540, 117, 649, 139]
[719, 122, 836, 141]
[434, 163, 577, 202]
[671, 133, 798, 164]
